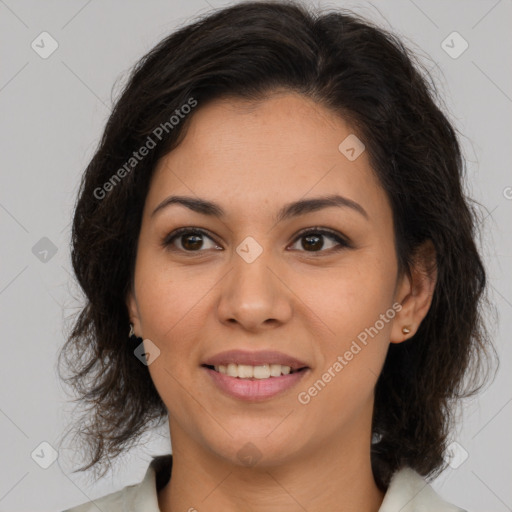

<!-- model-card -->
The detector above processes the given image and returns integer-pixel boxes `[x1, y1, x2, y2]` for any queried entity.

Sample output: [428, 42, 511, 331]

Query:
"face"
[127, 91, 428, 468]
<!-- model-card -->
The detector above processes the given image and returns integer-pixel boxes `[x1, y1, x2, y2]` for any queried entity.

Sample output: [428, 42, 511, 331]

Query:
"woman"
[59, 1, 495, 510]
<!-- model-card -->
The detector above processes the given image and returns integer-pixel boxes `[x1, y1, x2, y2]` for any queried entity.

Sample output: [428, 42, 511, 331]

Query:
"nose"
[216, 244, 293, 333]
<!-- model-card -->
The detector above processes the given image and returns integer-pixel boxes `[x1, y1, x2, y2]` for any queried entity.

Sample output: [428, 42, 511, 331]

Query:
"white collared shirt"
[62, 455, 466, 512]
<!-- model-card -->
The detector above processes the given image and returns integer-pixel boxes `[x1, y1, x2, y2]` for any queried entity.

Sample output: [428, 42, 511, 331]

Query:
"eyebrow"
[151, 194, 369, 222]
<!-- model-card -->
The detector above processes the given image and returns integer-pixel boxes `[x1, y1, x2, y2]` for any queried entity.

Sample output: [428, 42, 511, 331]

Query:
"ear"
[390, 240, 437, 343]
[126, 283, 142, 338]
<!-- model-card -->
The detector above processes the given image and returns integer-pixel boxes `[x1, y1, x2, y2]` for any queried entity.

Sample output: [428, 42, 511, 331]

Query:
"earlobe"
[390, 291, 414, 344]
[126, 288, 142, 336]
[390, 240, 437, 344]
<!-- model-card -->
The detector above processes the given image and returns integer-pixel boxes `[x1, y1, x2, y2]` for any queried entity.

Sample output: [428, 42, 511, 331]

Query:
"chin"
[201, 427, 306, 469]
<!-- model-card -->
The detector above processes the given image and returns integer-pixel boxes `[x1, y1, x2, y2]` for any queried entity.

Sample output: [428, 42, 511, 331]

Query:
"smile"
[209, 363, 304, 379]
[202, 364, 309, 401]
[201, 349, 310, 401]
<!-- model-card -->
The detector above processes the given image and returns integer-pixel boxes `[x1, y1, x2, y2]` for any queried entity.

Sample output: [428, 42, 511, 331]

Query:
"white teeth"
[270, 364, 282, 377]
[253, 365, 270, 379]
[213, 363, 295, 379]
[238, 364, 254, 378]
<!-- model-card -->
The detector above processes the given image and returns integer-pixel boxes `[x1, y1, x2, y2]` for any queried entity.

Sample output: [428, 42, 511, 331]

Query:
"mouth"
[202, 363, 308, 379]
[201, 350, 311, 401]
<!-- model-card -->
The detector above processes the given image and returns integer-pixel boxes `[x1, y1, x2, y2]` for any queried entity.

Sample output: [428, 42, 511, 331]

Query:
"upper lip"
[202, 350, 309, 370]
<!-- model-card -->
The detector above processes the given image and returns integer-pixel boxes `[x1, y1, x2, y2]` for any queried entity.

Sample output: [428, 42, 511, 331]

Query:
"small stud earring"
[402, 326, 411, 335]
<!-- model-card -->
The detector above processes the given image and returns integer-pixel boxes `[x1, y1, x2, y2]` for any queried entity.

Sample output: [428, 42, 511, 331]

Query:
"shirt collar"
[378, 466, 466, 511]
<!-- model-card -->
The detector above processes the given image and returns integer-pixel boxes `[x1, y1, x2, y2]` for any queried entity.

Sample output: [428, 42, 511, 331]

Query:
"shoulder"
[379, 466, 467, 512]
[62, 455, 172, 512]
[61, 480, 152, 512]
[62, 485, 128, 512]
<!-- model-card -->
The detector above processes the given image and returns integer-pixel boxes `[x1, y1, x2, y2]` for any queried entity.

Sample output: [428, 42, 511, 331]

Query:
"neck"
[158, 426, 384, 512]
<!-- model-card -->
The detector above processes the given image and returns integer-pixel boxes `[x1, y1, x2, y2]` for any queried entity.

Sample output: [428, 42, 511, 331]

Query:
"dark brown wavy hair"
[56, 0, 497, 490]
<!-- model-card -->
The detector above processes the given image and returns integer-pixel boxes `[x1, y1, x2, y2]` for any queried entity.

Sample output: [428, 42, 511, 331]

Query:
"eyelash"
[161, 226, 352, 256]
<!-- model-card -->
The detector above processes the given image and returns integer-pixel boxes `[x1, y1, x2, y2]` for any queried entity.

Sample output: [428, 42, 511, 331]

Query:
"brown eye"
[162, 228, 221, 252]
[301, 233, 324, 251]
[162, 226, 351, 255]
[289, 228, 351, 253]
[180, 232, 205, 251]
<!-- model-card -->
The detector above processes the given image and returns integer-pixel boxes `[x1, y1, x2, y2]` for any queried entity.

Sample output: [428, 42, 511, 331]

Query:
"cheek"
[133, 250, 222, 398]
[301, 253, 397, 335]
[134, 262, 206, 416]
[299, 251, 396, 397]
[134, 246, 210, 338]
[298, 273, 394, 420]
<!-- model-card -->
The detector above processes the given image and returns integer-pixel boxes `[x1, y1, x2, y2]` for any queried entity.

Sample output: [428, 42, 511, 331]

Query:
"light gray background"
[0, 1, 511, 511]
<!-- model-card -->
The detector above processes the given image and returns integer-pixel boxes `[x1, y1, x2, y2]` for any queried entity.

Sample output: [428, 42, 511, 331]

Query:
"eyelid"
[291, 226, 352, 249]
[161, 226, 221, 252]
[161, 226, 353, 253]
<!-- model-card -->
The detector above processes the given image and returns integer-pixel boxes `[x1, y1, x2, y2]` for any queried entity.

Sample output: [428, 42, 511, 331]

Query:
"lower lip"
[203, 367, 309, 401]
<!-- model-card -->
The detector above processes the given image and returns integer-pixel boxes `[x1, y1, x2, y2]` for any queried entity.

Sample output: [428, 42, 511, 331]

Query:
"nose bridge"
[231, 233, 277, 303]
[217, 234, 292, 329]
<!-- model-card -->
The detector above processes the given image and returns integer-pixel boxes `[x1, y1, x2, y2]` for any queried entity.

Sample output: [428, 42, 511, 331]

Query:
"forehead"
[145, 92, 391, 224]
